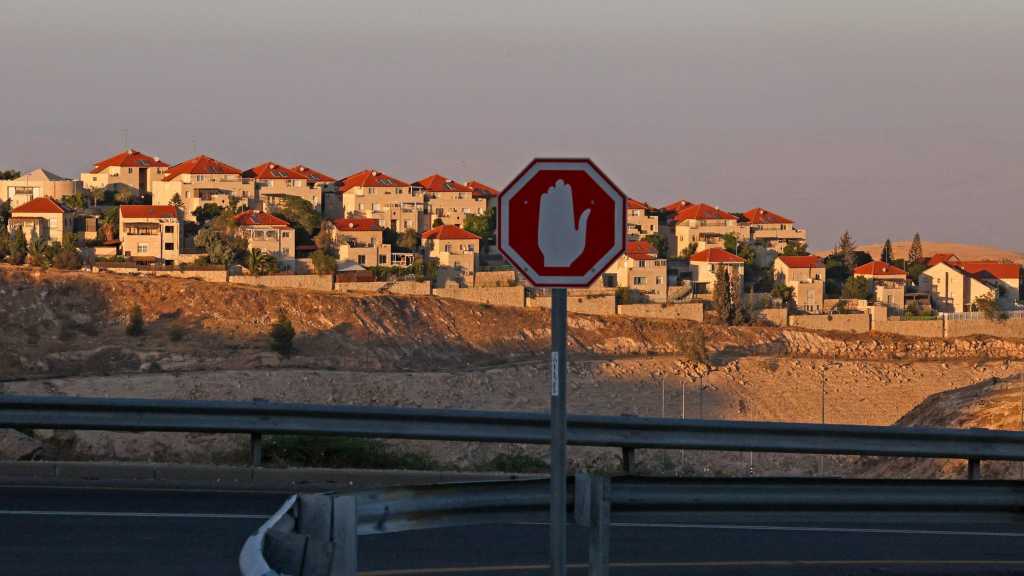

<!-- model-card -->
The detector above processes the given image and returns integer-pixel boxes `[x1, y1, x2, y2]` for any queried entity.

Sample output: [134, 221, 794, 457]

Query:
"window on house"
[357, 255, 366, 264]
[128, 168, 133, 174]
[633, 276, 646, 286]
[137, 243, 148, 254]
[164, 242, 174, 251]
[282, 232, 290, 238]
[656, 276, 663, 285]
[164, 225, 174, 233]
[379, 255, 387, 265]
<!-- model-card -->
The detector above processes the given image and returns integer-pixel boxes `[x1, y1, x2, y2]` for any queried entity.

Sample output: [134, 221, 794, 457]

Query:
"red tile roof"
[90, 149, 168, 174]
[162, 155, 242, 181]
[290, 164, 336, 184]
[338, 169, 409, 192]
[853, 261, 907, 277]
[776, 255, 823, 269]
[466, 180, 499, 198]
[332, 218, 381, 232]
[415, 174, 473, 193]
[661, 199, 691, 213]
[11, 197, 67, 214]
[421, 224, 481, 241]
[671, 203, 737, 223]
[627, 198, 652, 210]
[743, 207, 793, 224]
[242, 162, 307, 180]
[119, 205, 179, 219]
[690, 248, 745, 263]
[234, 210, 291, 228]
[958, 261, 1021, 280]
[926, 253, 960, 267]
[626, 240, 658, 260]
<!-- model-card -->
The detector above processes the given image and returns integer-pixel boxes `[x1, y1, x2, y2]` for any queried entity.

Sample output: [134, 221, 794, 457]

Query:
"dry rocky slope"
[2, 265, 1023, 476]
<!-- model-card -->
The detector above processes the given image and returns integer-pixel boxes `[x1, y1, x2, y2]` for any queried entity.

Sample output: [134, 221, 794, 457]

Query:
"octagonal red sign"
[498, 159, 626, 287]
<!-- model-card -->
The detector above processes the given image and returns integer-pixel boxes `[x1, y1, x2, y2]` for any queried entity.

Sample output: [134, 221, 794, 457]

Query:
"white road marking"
[0, 509, 266, 519]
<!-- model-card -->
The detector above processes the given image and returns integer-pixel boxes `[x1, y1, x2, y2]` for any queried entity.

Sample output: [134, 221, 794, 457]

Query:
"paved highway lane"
[4, 485, 1024, 575]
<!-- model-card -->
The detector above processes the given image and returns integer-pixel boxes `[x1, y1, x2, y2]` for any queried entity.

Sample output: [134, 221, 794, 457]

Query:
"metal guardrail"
[240, 475, 1024, 576]
[2, 394, 1023, 476]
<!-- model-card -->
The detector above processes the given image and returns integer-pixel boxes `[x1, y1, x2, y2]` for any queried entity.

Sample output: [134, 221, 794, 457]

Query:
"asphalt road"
[3, 485, 1024, 575]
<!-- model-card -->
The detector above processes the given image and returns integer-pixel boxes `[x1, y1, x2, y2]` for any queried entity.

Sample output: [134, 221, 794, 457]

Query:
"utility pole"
[819, 368, 826, 477]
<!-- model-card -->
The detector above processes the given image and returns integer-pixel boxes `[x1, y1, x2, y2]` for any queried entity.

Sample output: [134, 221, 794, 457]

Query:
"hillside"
[3, 264, 1024, 475]
[833, 241, 1024, 264]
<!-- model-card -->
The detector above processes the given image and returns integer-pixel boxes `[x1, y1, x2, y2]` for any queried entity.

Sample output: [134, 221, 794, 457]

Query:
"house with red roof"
[773, 255, 825, 311]
[151, 155, 255, 221]
[626, 198, 658, 240]
[243, 162, 322, 213]
[604, 240, 669, 301]
[415, 174, 487, 227]
[118, 205, 182, 265]
[328, 218, 392, 268]
[233, 210, 296, 270]
[688, 248, 745, 295]
[292, 164, 341, 218]
[1, 168, 84, 209]
[919, 257, 1020, 313]
[8, 197, 73, 243]
[82, 149, 168, 199]
[669, 203, 742, 257]
[421, 224, 481, 285]
[339, 170, 425, 233]
[742, 207, 807, 257]
[853, 261, 908, 311]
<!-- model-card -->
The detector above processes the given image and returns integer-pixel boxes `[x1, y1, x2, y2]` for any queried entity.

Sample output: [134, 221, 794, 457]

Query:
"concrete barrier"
[789, 313, 870, 333]
[432, 286, 526, 307]
[335, 281, 431, 295]
[529, 293, 616, 316]
[616, 302, 704, 322]
[229, 274, 335, 292]
[756, 307, 789, 327]
[473, 270, 517, 288]
[945, 318, 1024, 340]
[873, 318, 945, 338]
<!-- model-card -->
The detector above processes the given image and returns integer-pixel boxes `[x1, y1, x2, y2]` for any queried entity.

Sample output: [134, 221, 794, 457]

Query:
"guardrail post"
[621, 447, 635, 474]
[250, 433, 263, 467]
[968, 458, 982, 480]
[588, 475, 610, 576]
[331, 495, 358, 576]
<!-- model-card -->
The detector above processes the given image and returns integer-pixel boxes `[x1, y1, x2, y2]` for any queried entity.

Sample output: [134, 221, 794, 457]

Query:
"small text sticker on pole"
[498, 159, 627, 287]
[551, 352, 559, 397]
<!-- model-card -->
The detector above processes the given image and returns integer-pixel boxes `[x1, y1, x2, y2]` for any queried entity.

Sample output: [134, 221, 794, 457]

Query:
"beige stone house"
[854, 261, 907, 311]
[689, 247, 745, 295]
[422, 224, 481, 285]
[626, 199, 659, 240]
[151, 155, 255, 221]
[605, 240, 668, 302]
[340, 170, 426, 233]
[742, 207, 807, 257]
[118, 205, 182, 265]
[773, 255, 825, 311]
[919, 259, 1020, 312]
[328, 218, 392, 268]
[8, 197, 72, 243]
[669, 203, 742, 256]
[234, 209, 296, 270]
[1, 169, 83, 208]
[466, 180, 500, 213]
[244, 162, 322, 212]
[292, 164, 341, 218]
[82, 149, 168, 199]
[416, 174, 487, 227]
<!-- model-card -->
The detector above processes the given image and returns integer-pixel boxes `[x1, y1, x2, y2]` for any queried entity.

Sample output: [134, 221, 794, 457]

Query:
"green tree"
[880, 238, 894, 263]
[126, 305, 145, 337]
[0, 228, 8, 261]
[310, 249, 337, 274]
[643, 234, 669, 259]
[195, 227, 245, 266]
[0, 170, 20, 180]
[907, 233, 923, 264]
[395, 229, 420, 252]
[269, 313, 296, 355]
[835, 230, 857, 272]
[192, 203, 224, 226]
[9, 228, 27, 265]
[713, 266, 737, 324]
[841, 276, 871, 300]
[314, 226, 335, 254]
[782, 241, 809, 256]
[170, 193, 184, 209]
[432, 217, 444, 228]
[26, 233, 50, 267]
[771, 282, 795, 307]
[245, 248, 277, 276]
[722, 233, 739, 254]
[272, 196, 321, 239]
[681, 241, 698, 258]
[52, 233, 83, 270]
[464, 208, 496, 243]
[0, 199, 10, 230]
[974, 293, 1007, 321]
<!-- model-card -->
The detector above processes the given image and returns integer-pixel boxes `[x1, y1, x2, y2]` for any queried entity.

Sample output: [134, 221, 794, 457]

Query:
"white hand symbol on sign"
[538, 179, 591, 268]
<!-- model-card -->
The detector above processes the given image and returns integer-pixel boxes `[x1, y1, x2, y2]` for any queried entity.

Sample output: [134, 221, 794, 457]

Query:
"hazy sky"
[3, 0, 1023, 250]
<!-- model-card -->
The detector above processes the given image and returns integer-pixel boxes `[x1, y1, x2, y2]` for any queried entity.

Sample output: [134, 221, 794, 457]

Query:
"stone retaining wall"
[616, 302, 704, 321]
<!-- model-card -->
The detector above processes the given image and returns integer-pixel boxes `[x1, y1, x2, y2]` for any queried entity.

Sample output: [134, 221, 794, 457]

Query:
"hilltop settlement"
[0, 149, 1021, 335]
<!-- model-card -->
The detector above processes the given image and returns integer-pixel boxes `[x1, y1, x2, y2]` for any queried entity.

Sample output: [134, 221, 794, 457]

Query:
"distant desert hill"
[818, 241, 1024, 264]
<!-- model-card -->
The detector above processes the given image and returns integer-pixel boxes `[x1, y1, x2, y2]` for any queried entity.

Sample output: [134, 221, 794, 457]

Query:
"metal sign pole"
[550, 287, 568, 575]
